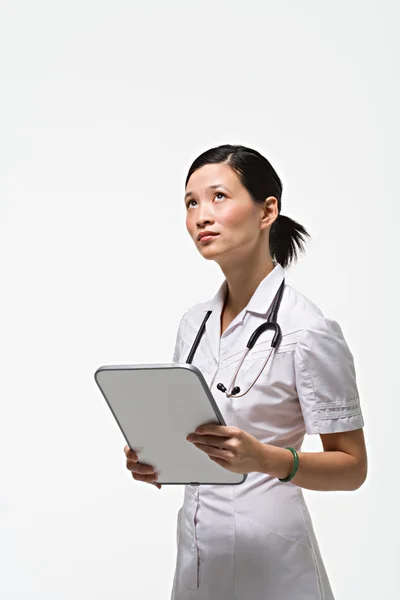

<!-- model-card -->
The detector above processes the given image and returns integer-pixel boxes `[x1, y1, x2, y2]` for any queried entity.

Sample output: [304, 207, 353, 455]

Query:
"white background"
[0, 1, 398, 598]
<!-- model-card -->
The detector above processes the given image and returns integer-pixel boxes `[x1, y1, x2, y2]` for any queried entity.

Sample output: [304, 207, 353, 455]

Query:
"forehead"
[185, 163, 241, 193]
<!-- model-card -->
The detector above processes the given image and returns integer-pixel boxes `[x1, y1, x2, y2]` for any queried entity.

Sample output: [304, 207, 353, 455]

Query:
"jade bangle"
[278, 447, 299, 482]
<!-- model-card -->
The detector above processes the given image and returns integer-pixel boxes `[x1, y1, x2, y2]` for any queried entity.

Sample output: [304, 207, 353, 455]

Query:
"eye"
[185, 192, 226, 209]
[214, 192, 226, 200]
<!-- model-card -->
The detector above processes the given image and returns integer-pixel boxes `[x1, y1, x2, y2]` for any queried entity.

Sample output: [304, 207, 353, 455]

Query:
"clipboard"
[94, 363, 247, 486]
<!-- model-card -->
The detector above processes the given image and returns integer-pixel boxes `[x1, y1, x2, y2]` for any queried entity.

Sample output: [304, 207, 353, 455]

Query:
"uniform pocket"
[175, 505, 199, 591]
[219, 339, 297, 374]
[241, 345, 295, 377]
[233, 511, 320, 599]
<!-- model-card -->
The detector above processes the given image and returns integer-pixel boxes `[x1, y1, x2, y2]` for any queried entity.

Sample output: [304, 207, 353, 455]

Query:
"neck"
[220, 255, 275, 317]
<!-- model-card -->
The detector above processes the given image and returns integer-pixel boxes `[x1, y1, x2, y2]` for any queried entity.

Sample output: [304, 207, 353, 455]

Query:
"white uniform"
[170, 263, 364, 600]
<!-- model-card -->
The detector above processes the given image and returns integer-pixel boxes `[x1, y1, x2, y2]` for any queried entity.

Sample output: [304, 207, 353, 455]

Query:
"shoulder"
[280, 283, 324, 333]
[281, 284, 352, 358]
[174, 301, 207, 340]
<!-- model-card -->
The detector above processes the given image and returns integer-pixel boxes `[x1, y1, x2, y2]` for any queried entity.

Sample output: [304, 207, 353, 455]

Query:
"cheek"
[186, 215, 195, 235]
[221, 205, 254, 233]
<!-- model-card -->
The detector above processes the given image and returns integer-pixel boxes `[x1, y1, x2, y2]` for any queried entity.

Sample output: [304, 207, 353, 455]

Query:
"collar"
[204, 262, 285, 317]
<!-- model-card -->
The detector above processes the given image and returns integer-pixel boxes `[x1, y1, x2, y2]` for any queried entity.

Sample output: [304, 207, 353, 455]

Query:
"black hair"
[185, 144, 310, 268]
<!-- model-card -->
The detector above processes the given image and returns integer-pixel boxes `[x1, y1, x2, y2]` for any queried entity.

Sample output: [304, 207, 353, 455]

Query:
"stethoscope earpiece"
[216, 382, 241, 395]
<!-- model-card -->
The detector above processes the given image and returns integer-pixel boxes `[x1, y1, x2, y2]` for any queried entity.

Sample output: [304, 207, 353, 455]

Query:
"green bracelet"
[278, 447, 299, 482]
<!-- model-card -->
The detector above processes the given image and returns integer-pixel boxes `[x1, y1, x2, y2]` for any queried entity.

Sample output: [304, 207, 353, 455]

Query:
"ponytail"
[269, 214, 310, 269]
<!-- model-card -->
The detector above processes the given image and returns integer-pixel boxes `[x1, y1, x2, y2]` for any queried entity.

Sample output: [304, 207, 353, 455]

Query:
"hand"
[124, 445, 162, 489]
[186, 424, 265, 475]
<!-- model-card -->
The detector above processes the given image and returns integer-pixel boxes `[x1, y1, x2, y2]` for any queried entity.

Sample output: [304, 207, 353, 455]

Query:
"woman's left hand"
[186, 424, 265, 474]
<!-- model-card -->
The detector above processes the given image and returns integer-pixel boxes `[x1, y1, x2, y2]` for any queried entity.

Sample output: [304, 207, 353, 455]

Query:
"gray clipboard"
[94, 363, 247, 486]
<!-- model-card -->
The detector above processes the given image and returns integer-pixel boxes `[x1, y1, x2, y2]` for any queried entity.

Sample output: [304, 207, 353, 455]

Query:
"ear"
[260, 196, 279, 231]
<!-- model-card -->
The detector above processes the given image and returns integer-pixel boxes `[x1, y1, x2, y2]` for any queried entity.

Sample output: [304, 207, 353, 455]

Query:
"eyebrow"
[184, 183, 231, 200]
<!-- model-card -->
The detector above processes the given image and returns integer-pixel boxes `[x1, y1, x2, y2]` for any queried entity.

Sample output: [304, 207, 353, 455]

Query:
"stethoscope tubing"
[186, 278, 285, 398]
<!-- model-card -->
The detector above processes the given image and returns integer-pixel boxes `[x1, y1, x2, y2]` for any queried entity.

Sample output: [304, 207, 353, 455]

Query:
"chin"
[198, 246, 221, 260]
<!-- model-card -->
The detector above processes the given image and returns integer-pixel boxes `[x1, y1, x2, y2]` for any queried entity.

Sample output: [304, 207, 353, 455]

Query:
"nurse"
[124, 144, 367, 600]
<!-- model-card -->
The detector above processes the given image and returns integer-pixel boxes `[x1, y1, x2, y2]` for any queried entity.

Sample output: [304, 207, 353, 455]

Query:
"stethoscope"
[186, 278, 285, 398]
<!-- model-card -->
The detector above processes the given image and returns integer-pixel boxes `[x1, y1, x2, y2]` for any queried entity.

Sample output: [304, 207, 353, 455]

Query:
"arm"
[187, 424, 367, 491]
[188, 318, 367, 489]
[259, 428, 368, 491]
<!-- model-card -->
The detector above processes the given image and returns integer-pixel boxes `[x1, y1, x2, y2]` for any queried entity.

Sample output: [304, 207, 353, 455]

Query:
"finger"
[195, 424, 239, 437]
[152, 483, 162, 489]
[126, 461, 156, 475]
[124, 446, 138, 461]
[187, 434, 228, 447]
[221, 438, 240, 454]
[131, 472, 159, 483]
[193, 442, 234, 461]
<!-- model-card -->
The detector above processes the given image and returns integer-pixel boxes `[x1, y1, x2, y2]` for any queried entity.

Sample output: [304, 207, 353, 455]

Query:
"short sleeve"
[294, 316, 364, 435]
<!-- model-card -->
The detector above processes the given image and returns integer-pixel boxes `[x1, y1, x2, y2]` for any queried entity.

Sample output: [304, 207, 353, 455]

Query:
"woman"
[124, 144, 367, 600]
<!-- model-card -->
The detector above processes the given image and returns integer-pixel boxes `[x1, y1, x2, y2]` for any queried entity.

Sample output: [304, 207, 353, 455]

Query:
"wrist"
[258, 443, 295, 479]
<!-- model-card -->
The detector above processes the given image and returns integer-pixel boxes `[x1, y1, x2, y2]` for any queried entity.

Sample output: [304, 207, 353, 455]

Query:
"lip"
[199, 235, 219, 243]
[198, 231, 219, 241]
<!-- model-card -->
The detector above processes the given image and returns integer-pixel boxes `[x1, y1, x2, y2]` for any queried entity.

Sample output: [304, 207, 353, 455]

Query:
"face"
[184, 163, 277, 267]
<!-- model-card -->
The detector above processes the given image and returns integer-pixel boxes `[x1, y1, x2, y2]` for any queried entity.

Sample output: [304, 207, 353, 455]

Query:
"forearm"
[259, 443, 367, 491]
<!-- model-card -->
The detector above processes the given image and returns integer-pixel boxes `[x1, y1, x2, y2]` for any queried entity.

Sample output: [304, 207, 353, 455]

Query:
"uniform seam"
[233, 496, 237, 600]
[297, 487, 324, 600]
[317, 396, 359, 408]
[181, 330, 215, 368]
[317, 403, 362, 419]
[233, 510, 311, 549]
[295, 343, 320, 433]
[184, 318, 218, 364]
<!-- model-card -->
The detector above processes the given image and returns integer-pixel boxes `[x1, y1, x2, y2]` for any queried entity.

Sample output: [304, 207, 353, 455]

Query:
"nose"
[196, 205, 215, 228]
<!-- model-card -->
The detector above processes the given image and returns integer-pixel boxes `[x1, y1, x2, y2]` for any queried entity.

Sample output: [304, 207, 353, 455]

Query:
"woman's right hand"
[124, 445, 162, 489]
